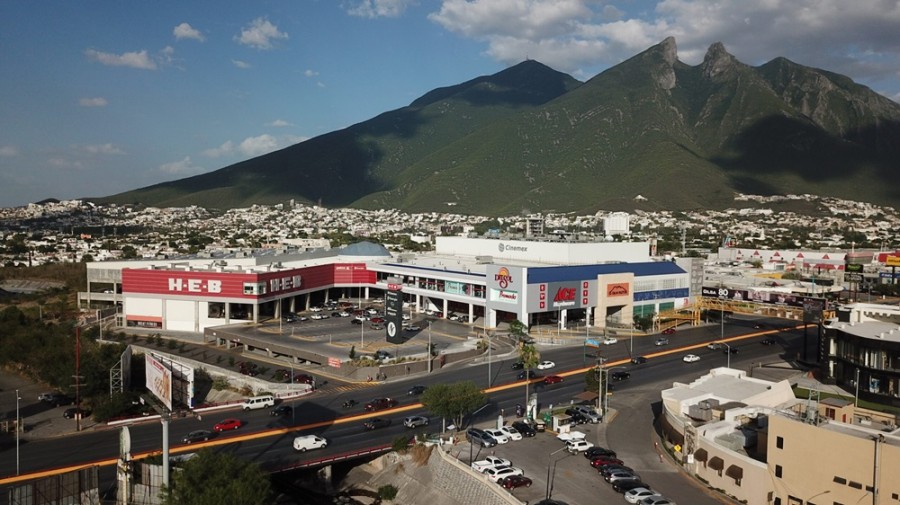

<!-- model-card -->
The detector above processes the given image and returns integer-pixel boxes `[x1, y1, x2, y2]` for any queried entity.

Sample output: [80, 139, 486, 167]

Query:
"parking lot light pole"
[545, 446, 568, 499]
[16, 389, 21, 475]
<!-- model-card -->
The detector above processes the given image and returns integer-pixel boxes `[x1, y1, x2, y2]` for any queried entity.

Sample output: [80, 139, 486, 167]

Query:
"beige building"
[660, 368, 900, 505]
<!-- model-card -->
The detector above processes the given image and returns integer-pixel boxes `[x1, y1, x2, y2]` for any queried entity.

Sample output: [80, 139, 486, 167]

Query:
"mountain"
[97, 38, 900, 215]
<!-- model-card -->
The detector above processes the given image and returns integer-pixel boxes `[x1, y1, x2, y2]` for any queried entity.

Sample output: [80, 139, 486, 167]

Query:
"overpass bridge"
[657, 297, 835, 331]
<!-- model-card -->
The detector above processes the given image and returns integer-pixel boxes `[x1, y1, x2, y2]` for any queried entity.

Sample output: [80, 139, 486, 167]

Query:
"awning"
[726, 464, 743, 479]
[693, 448, 708, 462]
[574, 391, 599, 402]
[708, 456, 724, 471]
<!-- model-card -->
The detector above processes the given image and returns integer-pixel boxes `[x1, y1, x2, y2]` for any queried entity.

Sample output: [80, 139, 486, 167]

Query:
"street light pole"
[428, 322, 432, 374]
[722, 342, 731, 368]
[856, 368, 861, 407]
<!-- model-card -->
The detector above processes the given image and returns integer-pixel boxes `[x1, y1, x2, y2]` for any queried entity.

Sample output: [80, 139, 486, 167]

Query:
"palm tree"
[518, 343, 540, 419]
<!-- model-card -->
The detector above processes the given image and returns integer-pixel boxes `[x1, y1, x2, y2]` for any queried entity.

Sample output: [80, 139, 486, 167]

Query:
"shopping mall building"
[80, 237, 694, 334]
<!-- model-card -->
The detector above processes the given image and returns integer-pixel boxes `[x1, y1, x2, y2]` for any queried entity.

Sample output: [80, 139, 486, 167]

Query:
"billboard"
[886, 255, 900, 267]
[145, 354, 172, 411]
[486, 265, 524, 305]
[385, 278, 405, 344]
[150, 352, 196, 408]
[701, 286, 828, 308]
[528, 281, 593, 311]
[802, 297, 826, 323]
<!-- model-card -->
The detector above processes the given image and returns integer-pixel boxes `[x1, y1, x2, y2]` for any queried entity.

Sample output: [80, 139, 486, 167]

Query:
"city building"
[80, 237, 693, 334]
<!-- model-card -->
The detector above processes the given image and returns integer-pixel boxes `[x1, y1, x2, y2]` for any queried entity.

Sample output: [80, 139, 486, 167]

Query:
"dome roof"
[340, 241, 391, 257]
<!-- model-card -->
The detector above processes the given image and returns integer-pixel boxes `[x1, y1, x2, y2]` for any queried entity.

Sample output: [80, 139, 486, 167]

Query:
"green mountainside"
[98, 38, 900, 215]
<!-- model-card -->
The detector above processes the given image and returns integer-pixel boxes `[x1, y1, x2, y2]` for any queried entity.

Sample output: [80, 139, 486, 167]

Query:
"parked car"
[682, 354, 701, 363]
[365, 397, 398, 411]
[566, 439, 594, 453]
[310, 313, 325, 320]
[483, 428, 510, 444]
[471, 455, 511, 472]
[405, 325, 421, 331]
[631, 356, 648, 364]
[466, 428, 497, 447]
[611, 371, 631, 381]
[63, 407, 90, 419]
[351, 318, 363, 325]
[484, 466, 524, 483]
[543, 375, 564, 385]
[40, 392, 72, 406]
[499, 474, 533, 489]
[511, 421, 537, 437]
[599, 464, 634, 478]
[654, 337, 669, 346]
[213, 418, 242, 432]
[584, 446, 617, 459]
[407, 385, 427, 396]
[606, 471, 642, 483]
[362, 418, 392, 431]
[611, 480, 650, 493]
[182, 430, 213, 444]
[536, 360, 555, 370]
[572, 405, 601, 423]
[638, 497, 676, 505]
[624, 487, 658, 504]
[403, 415, 429, 428]
[590, 456, 624, 469]
[499, 425, 523, 441]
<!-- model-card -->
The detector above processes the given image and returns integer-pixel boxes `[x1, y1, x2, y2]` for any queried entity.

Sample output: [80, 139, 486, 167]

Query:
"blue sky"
[2, 0, 899, 208]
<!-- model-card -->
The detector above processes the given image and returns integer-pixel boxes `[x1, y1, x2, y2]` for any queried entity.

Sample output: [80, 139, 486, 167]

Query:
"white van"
[293, 435, 327, 452]
[242, 395, 275, 411]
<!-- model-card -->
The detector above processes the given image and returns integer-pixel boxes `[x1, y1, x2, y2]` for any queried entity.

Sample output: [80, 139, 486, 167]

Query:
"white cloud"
[80, 143, 125, 155]
[236, 17, 288, 50]
[79, 97, 108, 107]
[203, 134, 305, 159]
[304, 69, 319, 77]
[232, 59, 252, 69]
[426, 0, 900, 95]
[345, 0, 417, 18]
[268, 119, 293, 127]
[174, 22, 205, 42]
[0, 146, 19, 157]
[85, 48, 157, 70]
[159, 156, 204, 175]
[47, 157, 85, 169]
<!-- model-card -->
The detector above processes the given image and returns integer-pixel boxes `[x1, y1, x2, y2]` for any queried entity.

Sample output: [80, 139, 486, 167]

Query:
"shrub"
[377, 484, 398, 501]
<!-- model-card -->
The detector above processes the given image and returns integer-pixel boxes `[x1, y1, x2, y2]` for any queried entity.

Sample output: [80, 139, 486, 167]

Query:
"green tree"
[420, 381, 486, 429]
[161, 449, 272, 505]
[508, 319, 528, 341]
[584, 365, 606, 411]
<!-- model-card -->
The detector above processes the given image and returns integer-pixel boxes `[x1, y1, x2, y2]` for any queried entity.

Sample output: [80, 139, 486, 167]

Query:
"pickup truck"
[471, 455, 512, 473]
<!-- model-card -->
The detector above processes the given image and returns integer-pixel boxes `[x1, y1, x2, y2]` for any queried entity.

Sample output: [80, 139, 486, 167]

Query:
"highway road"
[0, 315, 818, 503]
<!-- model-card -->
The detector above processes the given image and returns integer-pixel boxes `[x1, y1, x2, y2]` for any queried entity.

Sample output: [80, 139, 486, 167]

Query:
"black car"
[566, 410, 588, 425]
[630, 356, 648, 364]
[723, 347, 740, 354]
[761, 338, 776, 345]
[517, 370, 539, 380]
[351, 318, 362, 325]
[584, 446, 617, 459]
[63, 407, 90, 419]
[407, 385, 427, 396]
[362, 418, 392, 431]
[611, 479, 650, 493]
[182, 430, 213, 444]
[270, 404, 293, 416]
[510, 361, 525, 370]
[41, 393, 72, 407]
[611, 371, 631, 381]
[511, 421, 537, 437]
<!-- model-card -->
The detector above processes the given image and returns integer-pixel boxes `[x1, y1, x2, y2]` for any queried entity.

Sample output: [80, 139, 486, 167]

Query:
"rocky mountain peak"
[659, 36, 678, 66]
[702, 41, 738, 81]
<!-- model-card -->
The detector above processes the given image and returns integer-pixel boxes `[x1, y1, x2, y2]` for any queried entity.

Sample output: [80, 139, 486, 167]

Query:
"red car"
[213, 418, 242, 432]
[543, 375, 564, 385]
[500, 475, 533, 489]
[365, 397, 398, 412]
[590, 456, 624, 468]
[662, 328, 676, 335]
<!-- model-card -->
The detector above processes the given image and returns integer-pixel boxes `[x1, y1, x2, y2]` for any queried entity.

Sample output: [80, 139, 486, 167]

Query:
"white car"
[471, 455, 511, 472]
[309, 306, 323, 312]
[602, 337, 618, 345]
[499, 425, 523, 441]
[537, 360, 556, 370]
[566, 439, 594, 453]
[625, 488, 659, 504]
[484, 465, 524, 483]
[483, 428, 510, 444]
[310, 313, 324, 320]
[683, 354, 701, 363]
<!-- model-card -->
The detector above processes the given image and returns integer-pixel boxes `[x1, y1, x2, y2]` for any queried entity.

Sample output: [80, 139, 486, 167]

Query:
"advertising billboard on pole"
[145, 353, 172, 411]
[385, 277, 404, 344]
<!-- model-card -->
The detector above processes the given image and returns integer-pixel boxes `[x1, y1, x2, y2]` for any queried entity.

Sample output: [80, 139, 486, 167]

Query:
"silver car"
[606, 470, 641, 483]
[403, 415, 429, 428]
